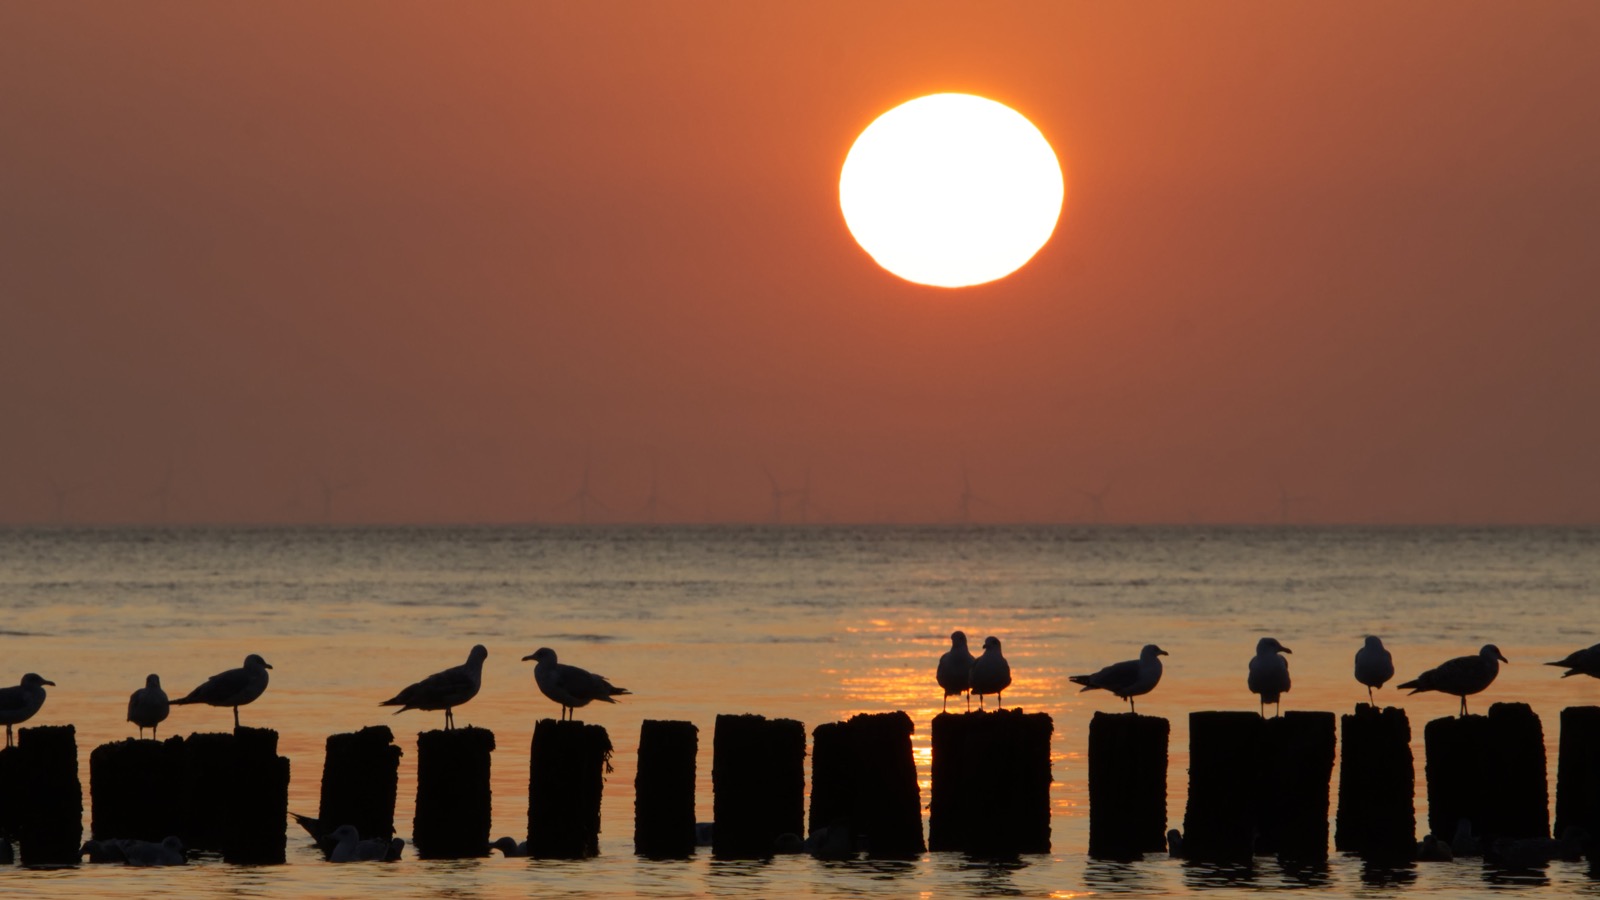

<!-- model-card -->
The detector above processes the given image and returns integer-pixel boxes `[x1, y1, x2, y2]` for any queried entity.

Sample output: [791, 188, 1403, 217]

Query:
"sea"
[1, 524, 1598, 898]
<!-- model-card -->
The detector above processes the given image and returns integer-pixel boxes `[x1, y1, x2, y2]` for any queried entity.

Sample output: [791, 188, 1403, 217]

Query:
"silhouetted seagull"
[1397, 644, 1507, 716]
[171, 654, 271, 728]
[1545, 643, 1600, 680]
[1416, 833, 1453, 862]
[80, 839, 128, 863]
[380, 644, 487, 730]
[936, 630, 974, 712]
[969, 636, 1012, 709]
[327, 825, 403, 862]
[1248, 637, 1292, 717]
[491, 835, 528, 857]
[120, 836, 186, 866]
[127, 674, 169, 739]
[1354, 636, 1394, 704]
[0, 673, 54, 747]
[1070, 644, 1167, 713]
[522, 647, 630, 721]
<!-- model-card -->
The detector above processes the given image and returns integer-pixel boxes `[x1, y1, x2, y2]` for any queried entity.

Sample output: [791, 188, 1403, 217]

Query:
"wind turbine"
[636, 458, 677, 524]
[316, 473, 358, 523]
[562, 458, 608, 524]
[1081, 480, 1113, 524]
[956, 463, 992, 523]
[790, 468, 812, 524]
[1276, 482, 1309, 525]
[762, 466, 786, 524]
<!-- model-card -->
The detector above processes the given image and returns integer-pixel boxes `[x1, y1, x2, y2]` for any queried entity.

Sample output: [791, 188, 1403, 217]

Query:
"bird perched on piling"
[1397, 644, 1507, 716]
[380, 644, 488, 730]
[127, 673, 169, 739]
[1545, 643, 1600, 681]
[1354, 636, 1394, 704]
[1248, 637, 1292, 717]
[936, 630, 975, 712]
[1069, 644, 1167, 713]
[523, 647, 630, 721]
[0, 672, 55, 747]
[969, 636, 1012, 710]
[171, 654, 272, 728]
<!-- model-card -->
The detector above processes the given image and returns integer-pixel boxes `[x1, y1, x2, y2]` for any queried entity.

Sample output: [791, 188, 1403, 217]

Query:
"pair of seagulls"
[935, 632, 1013, 711]
[380, 645, 630, 727]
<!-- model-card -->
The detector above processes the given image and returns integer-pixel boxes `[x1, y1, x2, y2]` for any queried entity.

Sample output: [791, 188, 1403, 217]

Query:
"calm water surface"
[2, 525, 1598, 898]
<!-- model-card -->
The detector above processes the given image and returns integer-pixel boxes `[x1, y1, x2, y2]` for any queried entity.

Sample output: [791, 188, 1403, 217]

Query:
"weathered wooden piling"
[1256, 711, 1336, 861]
[1087, 711, 1169, 860]
[90, 737, 184, 843]
[809, 711, 924, 858]
[176, 728, 290, 863]
[528, 719, 613, 858]
[1334, 704, 1415, 860]
[1555, 706, 1600, 843]
[0, 726, 83, 866]
[317, 725, 401, 842]
[929, 709, 1053, 855]
[1182, 712, 1263, 862]
[413, 726, 495, 859]
[711, 714, 805, 858]
[1424, 702, 1548, 847]
[633, 719, 697, 858]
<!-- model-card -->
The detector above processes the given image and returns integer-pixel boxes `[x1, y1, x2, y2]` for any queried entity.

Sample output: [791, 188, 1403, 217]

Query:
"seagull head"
[329, 825, 360, 843]
[244, 654, 272, 670]
[1256, 637, 1291, 655]
[21, 673, 54, 688]
[145, 674, 162, 689]
[982, 636, 1002, 653]
[1142, 644, 1169, 659]
[522, 647, 557, 664]
[1364, 635, 1385, 649]
[467, 645, 489, 664]
[1481, 644, 1508, 664]
[950, 630, 968, 648]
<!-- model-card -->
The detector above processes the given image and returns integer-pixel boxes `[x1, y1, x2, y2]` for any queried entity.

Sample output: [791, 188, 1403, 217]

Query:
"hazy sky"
[4, 3, 1598, 525]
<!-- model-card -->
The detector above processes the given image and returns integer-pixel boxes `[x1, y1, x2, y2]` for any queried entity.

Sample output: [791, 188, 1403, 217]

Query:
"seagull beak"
[265, 663, 274, 669]
[1499, 653, 1510, 664]
[1157, 649, 1169, 657]
[521, 654, 536, 662]
[1281, 646, 1293, 654]
[43, 679, 56, 686]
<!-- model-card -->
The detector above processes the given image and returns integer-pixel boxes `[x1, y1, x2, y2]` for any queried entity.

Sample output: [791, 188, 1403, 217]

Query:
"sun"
[839, 93, 1065, 289]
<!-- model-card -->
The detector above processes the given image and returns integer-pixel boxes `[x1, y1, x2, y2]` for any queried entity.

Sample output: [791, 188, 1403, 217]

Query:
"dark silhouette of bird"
[936, 630, 974, 712]
[1397, 644, 1507, 716]
[1248, 637, 1292, 717]
[0, 672, 54, 747]
[1070, 644, 1167, 713]
[171, 654, 271, 728]
[127, 673, 169, 739]
[523, 647, 630, 720]
[1355, 636, 1395, 704]
[969, 636, 1012, 709]
[380, 644, 487, 730]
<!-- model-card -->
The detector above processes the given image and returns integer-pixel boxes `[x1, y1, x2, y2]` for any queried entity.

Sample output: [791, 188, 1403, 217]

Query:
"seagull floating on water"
[1545, 643, 1600, 681]
[327, 824, 404, 862]
[171, 654, 272, 728]
[1354, 636, 1394, 704]
[1397, 644, 1507, 716]
[1069, 644, 1167, 713]
[969, 636, 1012, 710]
[491, 835, 529, 857]
[380, 644, 487, 730]
[127, 674, 169, 739]
[0, 673, 55, 747]
[120, 836, 187, 867]
[523, 647, 631, 721]
[936, 630, 974, 712]
[1248, 637, 1292, 717]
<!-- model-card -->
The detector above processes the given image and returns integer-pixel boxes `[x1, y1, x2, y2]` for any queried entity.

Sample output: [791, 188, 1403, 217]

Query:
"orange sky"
[3, 3, 1598, 525]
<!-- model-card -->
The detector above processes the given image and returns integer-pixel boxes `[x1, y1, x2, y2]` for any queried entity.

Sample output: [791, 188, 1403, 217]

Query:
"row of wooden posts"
[1, 704, 1597, 867]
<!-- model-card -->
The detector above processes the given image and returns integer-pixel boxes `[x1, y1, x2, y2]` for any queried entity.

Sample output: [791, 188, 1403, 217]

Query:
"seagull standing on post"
[380, 644, 488, 730]
[936, 630, 974, 712]
[1354, 636, 1394, 704]
[969, 636, 1012, 710]
[171, 654, 272, 728]
[0, 673, 54, 747]
[1397, 644, 1507, 716]
[523, 647, 630, 720]
[1546, 643, 1600, 681]
[127, 673, 170, 739]
[1070, 644, 1168, 713]
[1248, 637, 1292, 717]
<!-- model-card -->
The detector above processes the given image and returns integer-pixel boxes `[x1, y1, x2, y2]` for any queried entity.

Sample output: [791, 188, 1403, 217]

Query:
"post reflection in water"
[1183, 860, 1257, 891]
[1358, 859, 1418, 888]
[1083, 857, 1159, 894]
[941, 853, 1031, 897]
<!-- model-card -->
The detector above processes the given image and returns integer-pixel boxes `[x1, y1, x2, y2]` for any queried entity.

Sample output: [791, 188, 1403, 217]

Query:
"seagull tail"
[1396, 678, 1422, 693]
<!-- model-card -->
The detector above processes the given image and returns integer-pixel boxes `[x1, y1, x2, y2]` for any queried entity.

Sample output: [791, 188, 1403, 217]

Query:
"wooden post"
[633, 719, 697, 858]
[808, 711, 924, 857]
[1257, 711, 1335, 861]
[1182, 712, 1262, 862]
[90, 737, 183, 843]
[413, 727, 495, 859]
[528, 719, 612, 858]
[711, 714, 805, 858]
[1424, 702, 1548, 848]
[930, 709, 1052, 855]
[1334, 704, 1415, 860]
[318, 725, 401, 842]
[1087, 711, 1169, 859]
[10, 725, 82, 866]
[1555, 706, 1600, 842]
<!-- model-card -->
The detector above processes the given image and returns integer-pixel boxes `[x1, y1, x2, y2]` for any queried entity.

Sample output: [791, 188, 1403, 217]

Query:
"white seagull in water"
[380, 644, 488, 730]
[1398, 644, 1507, 716]
[523, 647, 631, 720]
[1546, 643, 1600, 681]
[127, 673, 170, 739]
[1248, 637, 1292, 717]
[1070, 644, 1168, 713]
[1354, 636, 1395, 704]
[969, 636, 1012, 710]
[0, 673, 54, 747]
[172, 654, 272, 728]
[936, 630, 975, 712]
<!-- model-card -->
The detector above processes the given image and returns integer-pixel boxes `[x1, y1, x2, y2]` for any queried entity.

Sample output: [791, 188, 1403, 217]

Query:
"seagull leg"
[1367, 686, 1374, 705]
[234, 706, 241, 729]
